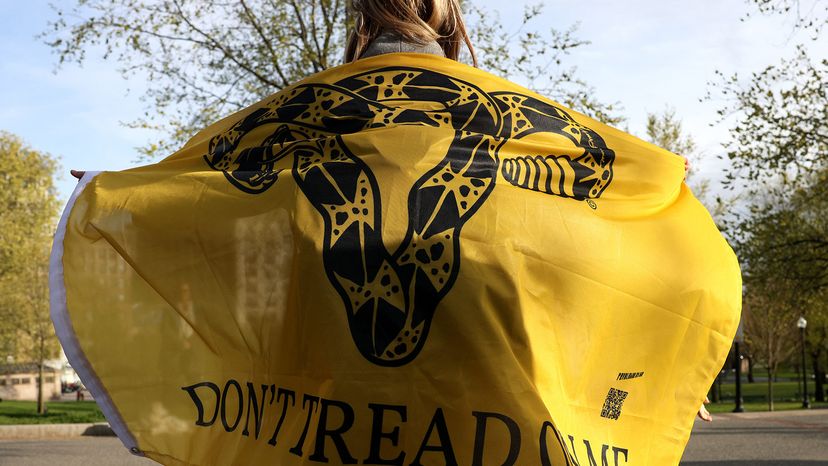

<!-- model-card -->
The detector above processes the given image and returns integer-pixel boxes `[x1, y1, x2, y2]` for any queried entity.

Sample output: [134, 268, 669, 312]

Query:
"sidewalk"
[0, 437, 150, 466]
[1, 409, 824, 464]
[681, 409, 828, 465]
[0, 423, 113, 440]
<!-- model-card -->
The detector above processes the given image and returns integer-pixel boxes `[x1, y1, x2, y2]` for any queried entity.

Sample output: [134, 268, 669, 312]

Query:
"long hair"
[344, 0, 478, 66]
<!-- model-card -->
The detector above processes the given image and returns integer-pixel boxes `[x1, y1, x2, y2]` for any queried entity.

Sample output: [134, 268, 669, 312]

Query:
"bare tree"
[743, 277, 799, 411]
[803, 291, 827, 402]
[467, 3, 624, 126]
[746, 0, 828, 33]
[711, 0, 827, 194]
[42, 0, 624, 159]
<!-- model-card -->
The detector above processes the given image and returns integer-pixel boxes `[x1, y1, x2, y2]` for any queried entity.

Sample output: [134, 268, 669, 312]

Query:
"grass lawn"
[2, 381, 822, 423]
[707, 400, 828, 413]
[0, 400, 106, 425]
[706, 380, 828, 413]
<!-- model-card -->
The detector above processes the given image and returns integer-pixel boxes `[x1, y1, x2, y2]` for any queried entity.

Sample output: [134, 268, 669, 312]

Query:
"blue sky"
[1, 1, 826, 201]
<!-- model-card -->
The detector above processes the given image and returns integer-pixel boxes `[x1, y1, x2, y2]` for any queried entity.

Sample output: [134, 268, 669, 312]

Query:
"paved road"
[0, 410, 825, 465]
[681, 409, 828, 465]
[0, 437, 151, 465]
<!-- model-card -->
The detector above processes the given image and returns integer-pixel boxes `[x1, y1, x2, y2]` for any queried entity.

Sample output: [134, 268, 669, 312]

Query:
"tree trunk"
[825, 350, 828, 399]
[767, 367, 774, 412]
[344, 0, 354, 31]
[711, 373, 721, 403]
[747, 355, 755, 383]
[812, 349, 825, 402]
[37, 362, 45, 415]
[36, 333, 47, 415]
[795, 363, 802, 398]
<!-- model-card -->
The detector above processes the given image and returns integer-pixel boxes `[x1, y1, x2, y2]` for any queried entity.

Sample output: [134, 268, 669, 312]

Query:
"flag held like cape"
[50, 53, 741, 465]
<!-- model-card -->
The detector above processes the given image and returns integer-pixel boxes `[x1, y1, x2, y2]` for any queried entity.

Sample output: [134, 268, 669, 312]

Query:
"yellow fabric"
[53, 52, 741, 465]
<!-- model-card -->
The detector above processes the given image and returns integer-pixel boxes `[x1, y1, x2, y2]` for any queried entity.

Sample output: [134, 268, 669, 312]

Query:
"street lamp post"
[733, 341, 744, 412]
[733, 317, 744, 413]
[797, 316, 810, 409]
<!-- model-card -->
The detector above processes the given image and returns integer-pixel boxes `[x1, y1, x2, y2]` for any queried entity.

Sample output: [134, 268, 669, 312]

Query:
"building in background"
[0, 362, 62, 401]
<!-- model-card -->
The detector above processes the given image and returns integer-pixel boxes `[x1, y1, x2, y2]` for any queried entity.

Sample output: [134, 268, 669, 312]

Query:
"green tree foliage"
[644, 108, 704, 196]
[42, 0, 623, 159]
[0, 132, 61, 413]
[736, 170, 828, 295]
[711, 48, 827, 191]
[645, 107, 696, 157]
[643, 107, 739, 223]
[714, 1, 828, 404]
[735, 168, 828, 404]
[713, 0, 826, 192]
[802, 289, 828, 402]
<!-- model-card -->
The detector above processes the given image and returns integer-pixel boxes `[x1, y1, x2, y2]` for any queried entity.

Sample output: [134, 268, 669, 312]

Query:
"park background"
[0, 0, 826, 429]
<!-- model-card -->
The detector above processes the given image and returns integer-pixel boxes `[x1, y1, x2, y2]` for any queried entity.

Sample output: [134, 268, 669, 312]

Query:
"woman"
[59, 1, 732, 465]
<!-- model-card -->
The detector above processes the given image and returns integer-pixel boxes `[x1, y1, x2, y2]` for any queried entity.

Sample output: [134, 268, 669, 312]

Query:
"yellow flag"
[50, 53, 741, 465]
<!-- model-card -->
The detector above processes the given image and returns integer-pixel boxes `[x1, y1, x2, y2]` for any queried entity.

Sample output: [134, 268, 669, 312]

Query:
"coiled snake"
[204, 67, 614, 366]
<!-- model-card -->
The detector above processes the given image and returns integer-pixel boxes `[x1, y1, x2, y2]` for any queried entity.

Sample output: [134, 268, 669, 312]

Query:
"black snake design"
[204, 67, 614, 366]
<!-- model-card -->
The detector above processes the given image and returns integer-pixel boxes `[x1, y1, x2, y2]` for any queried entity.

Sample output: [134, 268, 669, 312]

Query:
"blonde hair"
[344, 0, 478, 66]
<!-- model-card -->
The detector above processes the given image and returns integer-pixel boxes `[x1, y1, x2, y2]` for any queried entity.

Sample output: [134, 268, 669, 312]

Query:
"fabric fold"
[51, 53, 741, 465]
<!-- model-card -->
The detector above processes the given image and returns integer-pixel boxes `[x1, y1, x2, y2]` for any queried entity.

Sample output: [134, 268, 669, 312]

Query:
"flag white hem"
[49, 171, 143, 456]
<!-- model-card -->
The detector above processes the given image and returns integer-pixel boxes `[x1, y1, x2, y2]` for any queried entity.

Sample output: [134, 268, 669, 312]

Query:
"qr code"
[600, 388, 628, 420]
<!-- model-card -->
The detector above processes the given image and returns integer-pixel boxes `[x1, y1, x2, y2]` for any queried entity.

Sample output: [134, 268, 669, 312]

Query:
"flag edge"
[48, 171, 143, 456]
